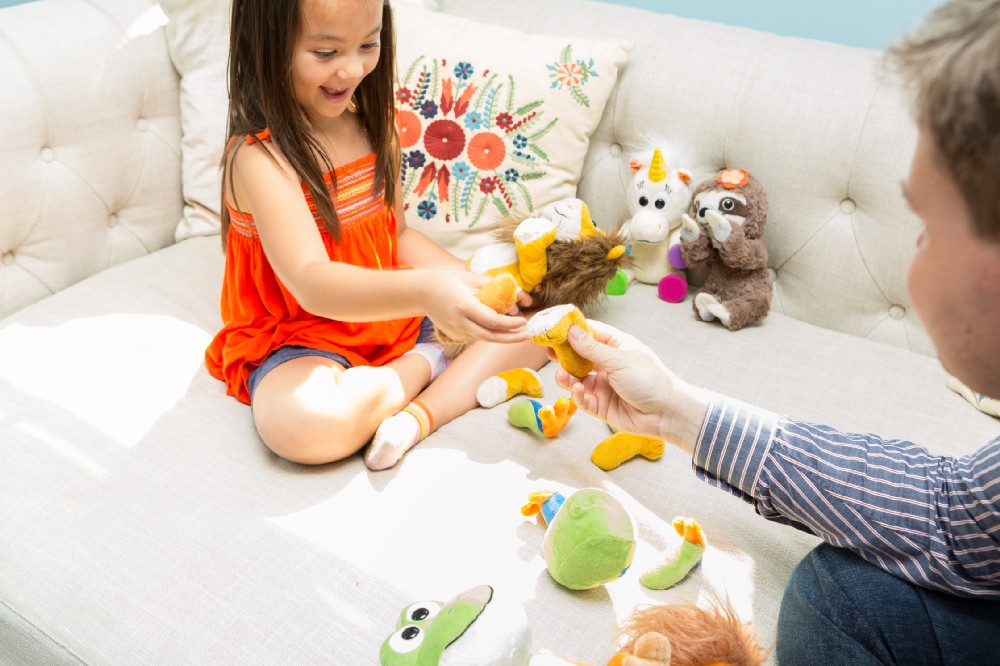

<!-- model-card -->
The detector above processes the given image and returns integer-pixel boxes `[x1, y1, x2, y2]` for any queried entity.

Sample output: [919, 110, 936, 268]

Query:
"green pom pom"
[605, 268, 629, 296]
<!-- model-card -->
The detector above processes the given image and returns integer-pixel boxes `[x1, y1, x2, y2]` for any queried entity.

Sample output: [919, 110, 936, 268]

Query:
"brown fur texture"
[434, 211, 630, 355]
[680, 170, 771, 331]
[491, 214, 632, 314]
[618, 600, 770, 666]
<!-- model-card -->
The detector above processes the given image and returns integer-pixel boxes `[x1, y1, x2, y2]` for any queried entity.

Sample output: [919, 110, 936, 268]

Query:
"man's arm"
[693, 395, 1000, 598]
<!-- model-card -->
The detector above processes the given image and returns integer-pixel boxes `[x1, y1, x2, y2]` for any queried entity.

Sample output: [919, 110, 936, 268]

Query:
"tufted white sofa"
[2, 0, 997, 664]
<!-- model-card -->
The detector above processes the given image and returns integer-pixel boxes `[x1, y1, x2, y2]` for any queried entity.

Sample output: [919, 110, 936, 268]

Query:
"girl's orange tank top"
[205, 130, 422, 404]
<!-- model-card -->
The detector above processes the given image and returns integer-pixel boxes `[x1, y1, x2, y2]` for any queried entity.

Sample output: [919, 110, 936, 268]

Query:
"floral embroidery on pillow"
[547, 45, 599, 108]
[396, 56, 557, 229]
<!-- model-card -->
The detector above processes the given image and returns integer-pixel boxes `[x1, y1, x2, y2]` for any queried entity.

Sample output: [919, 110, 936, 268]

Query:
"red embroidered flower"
[479, 177, 497, 194]
[495, 113, 513, 131]
[423, 119, 466, 161]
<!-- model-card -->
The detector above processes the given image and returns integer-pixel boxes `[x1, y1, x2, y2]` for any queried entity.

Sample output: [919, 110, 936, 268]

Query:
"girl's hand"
[425, 271, 530, 344]
[551, 320, 709, 448]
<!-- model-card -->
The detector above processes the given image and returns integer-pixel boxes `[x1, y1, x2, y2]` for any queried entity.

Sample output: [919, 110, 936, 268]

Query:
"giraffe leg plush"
[527, 304, 594, 378]
[508, 397, 576, 437]
[640, 517, 706, 590]
[436, 273, 520, 351]
[591, 431, 665, 471]
[477, 368, 543, 408]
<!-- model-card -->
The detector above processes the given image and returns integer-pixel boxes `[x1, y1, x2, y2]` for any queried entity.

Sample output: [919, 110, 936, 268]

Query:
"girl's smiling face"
[291, 0, 383, 126]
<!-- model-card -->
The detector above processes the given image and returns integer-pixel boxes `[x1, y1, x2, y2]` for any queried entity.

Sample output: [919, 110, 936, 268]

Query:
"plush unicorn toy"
[620, 148, 693, 303]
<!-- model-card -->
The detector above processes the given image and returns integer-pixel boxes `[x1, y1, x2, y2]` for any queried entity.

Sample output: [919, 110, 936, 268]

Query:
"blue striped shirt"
[693, 395, 1000, 598]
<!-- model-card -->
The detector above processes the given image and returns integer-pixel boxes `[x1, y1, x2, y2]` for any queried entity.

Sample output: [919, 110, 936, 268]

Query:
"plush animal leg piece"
[436, 273, 520, 349]
[640, 517, 705, 590]
[508, 397, 576, 437]
[477, 368, 543, 408]
[616, 598, 769, 666]
[591, 431, 665, 471]
[947, 375, 1000, 418]
[616, 631, 672, 666]
[364, 400, 433, 471]
[528, 304, 594, 378]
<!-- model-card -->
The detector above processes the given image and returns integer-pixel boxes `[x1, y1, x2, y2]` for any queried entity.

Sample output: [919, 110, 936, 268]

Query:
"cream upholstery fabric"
[0, 0, 181, 320]
[2, 0, 993, 664]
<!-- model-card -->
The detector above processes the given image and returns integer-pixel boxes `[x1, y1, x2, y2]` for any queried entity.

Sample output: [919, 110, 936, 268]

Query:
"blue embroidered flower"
[504, 168, 520, 183]
[452, 161, 472, 180]
[453, 62, 474, 80]
[417, 200, 437, 220]
[407, 151, 426, 169]
[512, 134, 528, 149]
[418, 100, 438, 119]
[463, 112, 485, 130]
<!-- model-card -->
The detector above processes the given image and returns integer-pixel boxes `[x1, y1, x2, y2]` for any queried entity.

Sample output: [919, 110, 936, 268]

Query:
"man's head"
[889, 0, 1000, 398]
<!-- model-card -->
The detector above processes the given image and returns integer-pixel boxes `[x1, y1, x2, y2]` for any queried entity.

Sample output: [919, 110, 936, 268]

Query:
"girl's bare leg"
[365, 339, 547, 469]
[251, 353, 430, 465]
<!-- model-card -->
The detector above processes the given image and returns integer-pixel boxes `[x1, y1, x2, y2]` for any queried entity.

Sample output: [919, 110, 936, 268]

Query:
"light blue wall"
[0, 0, 943, 49]
[594, 0, 942, 50]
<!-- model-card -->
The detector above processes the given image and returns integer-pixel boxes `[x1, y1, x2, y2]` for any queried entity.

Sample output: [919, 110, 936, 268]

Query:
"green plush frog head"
[378, 584, 487, 665]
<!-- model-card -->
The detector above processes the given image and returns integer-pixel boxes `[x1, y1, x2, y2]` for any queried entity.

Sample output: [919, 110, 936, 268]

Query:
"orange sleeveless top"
[205, 131, 422, 404]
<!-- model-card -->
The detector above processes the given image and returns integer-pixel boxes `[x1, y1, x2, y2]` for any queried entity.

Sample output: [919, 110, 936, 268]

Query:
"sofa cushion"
[1, 238, 994, 664]
[392, 4, 632, 259]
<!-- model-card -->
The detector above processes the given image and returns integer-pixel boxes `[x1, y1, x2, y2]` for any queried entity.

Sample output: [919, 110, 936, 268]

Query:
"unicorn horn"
[648, 147, 667, 183]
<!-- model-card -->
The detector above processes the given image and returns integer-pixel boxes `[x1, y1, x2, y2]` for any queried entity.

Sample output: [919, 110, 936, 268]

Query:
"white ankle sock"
[364, 401, 433, 471]
[404, 342, 450, 382]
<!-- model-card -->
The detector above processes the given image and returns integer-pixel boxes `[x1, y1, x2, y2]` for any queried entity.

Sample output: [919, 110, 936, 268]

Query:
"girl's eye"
[314, 51, 336, 59]
[363, 42, 381, 50]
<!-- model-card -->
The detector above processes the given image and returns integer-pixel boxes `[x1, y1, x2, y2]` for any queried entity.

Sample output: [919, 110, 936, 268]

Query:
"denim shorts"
[247, 317, 435, 402]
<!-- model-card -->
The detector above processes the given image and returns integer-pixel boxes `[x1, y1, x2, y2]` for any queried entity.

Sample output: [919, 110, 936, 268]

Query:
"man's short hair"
[888, 0, 1000, 241]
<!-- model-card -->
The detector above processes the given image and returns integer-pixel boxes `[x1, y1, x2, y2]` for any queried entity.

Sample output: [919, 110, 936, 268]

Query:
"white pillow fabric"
[392, 4, 631, 258]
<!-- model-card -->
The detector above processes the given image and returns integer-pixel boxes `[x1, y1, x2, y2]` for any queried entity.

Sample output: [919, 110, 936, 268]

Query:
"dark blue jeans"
[778, 543, 1000, 665]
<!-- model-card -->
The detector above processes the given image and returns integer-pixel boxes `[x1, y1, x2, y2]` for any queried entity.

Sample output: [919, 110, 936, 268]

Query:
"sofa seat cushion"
[1, 239, 994, 664]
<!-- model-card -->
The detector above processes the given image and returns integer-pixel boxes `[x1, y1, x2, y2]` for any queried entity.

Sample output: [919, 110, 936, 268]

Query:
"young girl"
[205, 0, 547, 468]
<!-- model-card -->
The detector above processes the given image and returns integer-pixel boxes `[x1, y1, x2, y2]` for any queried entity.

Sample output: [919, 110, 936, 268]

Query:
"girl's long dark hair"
[221, 0, 399, 247]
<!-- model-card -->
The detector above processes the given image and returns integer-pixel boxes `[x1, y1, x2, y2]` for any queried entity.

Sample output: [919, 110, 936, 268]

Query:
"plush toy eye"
[721, 198, 736, 212]
[654, 193, 668, 210]
[636, 189, 650, 208]
[405, 601, 441, 622]
[388, 625, 424, 653]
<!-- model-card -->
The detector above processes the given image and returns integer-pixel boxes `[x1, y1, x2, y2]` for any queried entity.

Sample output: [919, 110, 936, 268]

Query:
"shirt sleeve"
[692, 394, 1000, 598]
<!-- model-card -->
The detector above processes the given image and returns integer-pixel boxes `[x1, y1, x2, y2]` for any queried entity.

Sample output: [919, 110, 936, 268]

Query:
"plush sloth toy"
[679, 169, 772, 331]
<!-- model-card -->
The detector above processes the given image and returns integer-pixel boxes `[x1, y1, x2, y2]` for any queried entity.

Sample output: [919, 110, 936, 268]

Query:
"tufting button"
[40, 147, 54, 162]
[137, 118, 148, 132]
[840, 198, 857, 214]
[888, 305, 906, 320]
[108, 213, 119, 227]
[609, 143, 622, 157]
[2, 252, 14, 266]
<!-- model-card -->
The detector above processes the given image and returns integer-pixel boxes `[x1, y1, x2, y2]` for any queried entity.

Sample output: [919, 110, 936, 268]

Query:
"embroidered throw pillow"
[161, 0, 442, 241]
[393, 5, 632, 258]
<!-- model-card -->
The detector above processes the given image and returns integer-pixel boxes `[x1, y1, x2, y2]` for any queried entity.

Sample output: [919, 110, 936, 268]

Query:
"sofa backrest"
[441, 0, 932, 357]
[0, 0, 182, 320]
